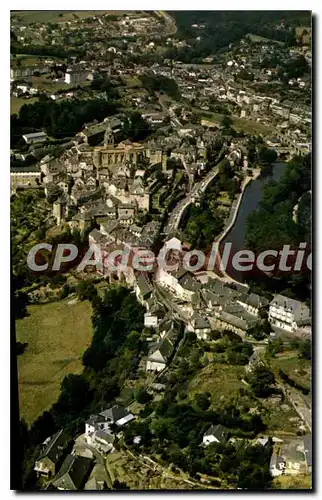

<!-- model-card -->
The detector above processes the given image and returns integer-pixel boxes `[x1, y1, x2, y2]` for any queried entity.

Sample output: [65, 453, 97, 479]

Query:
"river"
[220, 162, 287, 283]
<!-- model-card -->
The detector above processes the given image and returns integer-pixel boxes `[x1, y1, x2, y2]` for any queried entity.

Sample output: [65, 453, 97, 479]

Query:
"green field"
[11, 10, 125, 24]
[27, 75, 91, 92]
[270, 352, 311, 390]
[11, 96, 39, 115]
[188, 363, 245, 403]
[273, 474, 311, 490]
[200, 111, 275, 136]
[188, 360, 301, 435]
[15, 300, 93, 425]
[247, 33, 284, 46]
[261, 398, 301, 435]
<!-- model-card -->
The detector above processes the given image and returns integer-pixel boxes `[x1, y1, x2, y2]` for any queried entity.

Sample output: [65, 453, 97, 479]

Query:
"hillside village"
[11, 10, 312, 492]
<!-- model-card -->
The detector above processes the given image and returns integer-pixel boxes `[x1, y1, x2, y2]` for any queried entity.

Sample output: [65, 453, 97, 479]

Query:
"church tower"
[104, 124, 114, 147]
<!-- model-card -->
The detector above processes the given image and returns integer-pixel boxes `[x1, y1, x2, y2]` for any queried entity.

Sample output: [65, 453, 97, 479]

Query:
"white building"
[85, 405, 135, 452]
[187, 314, 211, 340]
[65, 69, 87, 85]
[155, 267, 200, 302]
[144, 312, 159, 328]
[236, 293, 269, 317]
[269, 294, 311, 333]
[203, 425, 228, 446]
[22, 131, 47, 145]
[146, 338, 173, 372]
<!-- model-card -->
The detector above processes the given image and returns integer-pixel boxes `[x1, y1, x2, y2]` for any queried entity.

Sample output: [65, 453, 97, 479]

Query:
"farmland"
[188, 362, 245, 403]
[15, 300, 93, 425]
[11, 10, 126, 25]
[188, 359, 301, 435]
[269, 352, 311, 391]
[199, 111, 275, 135]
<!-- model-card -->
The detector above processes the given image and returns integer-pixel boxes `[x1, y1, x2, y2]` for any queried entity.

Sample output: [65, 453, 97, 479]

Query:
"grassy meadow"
[15, 300, 93, 425]
[11, 11, 125, 24]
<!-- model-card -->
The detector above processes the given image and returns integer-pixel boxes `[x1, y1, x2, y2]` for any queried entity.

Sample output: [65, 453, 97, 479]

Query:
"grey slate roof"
[238, 292, 269, 309]
[95, 429, 115, 443]
[193, 313, 211, 330]
[52, 454, 93, 490]
[218, 311, 248, 331]
[204, 424, 228, 441]
[37, 429, 68, 464]
[202, 289, 226, 307]
[86, 414, 106, 427]
[99, 405, 131, 423]
[207, 278, 238, 298]
[148, 338, 173, 360]
[136, 274, 153, 298]
[178, 272, 201, 292]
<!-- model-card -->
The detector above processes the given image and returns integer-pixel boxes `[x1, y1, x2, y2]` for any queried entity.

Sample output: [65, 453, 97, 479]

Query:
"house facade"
[269, 294, 311, 333]
[34, 429, 69, 478]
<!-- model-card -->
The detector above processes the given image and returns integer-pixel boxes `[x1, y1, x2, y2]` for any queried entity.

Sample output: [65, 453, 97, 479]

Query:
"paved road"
[154, 282, 190, 322]
[164, 164, 220, 233]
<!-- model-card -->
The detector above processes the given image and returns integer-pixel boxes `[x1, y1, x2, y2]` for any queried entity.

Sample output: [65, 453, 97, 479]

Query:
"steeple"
[104, 124, 114, 147]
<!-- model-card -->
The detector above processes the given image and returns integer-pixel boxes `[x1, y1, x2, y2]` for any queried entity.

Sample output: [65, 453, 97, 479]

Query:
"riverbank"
[215, 169, 261, 285]
[217, 169, 261, 247]
[219, 162, 287, 283]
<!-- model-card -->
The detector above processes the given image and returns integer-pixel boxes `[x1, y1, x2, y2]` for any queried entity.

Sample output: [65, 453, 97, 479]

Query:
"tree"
[113, 480, 130, 490]
[16, 341, 28, 355]
[13, 290, 28, 319]
[266, 338, 283, 357]
[59, 284, 70, 300]
[298, 339, 311, 360]
[194, 392, 211, 411]
[221, 115, 233, 129]
[249, 366, 275, 397]
[190, 112, 201, 124]
[46, 184, 63, 204]
[247, 323, 266, 341]
[76, 280, 97, 301]
[209, 330, 222, 340]
[135, 387, 152, 404]
[258, 146, 278, 165]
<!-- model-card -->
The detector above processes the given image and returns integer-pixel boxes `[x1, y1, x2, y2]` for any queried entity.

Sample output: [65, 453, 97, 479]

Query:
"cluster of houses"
[34, 404, 135, 490]
[132, 236, 311, 371]
[202, 424, 312, 480]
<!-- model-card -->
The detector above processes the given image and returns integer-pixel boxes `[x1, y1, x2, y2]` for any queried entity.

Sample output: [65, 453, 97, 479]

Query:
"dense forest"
[139, 74, 181, 100]
[166, 11, 311, 63]
[11, 99, 119, 147]
[11, 42, 85, 59]
[245, 154, 311, 301]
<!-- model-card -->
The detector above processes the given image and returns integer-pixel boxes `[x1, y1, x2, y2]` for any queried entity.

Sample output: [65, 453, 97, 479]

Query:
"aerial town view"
[11, 9, 312, 491]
